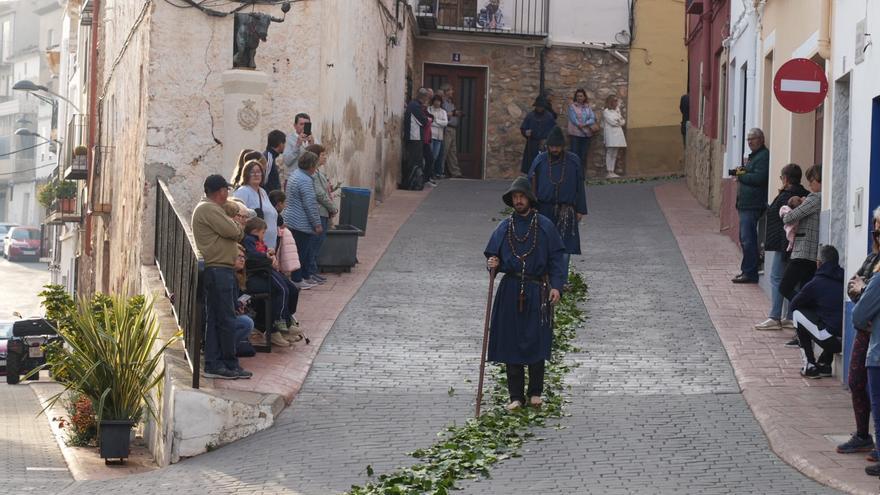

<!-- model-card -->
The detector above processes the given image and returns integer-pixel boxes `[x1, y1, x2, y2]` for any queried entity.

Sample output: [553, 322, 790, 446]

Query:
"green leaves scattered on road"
[347, 270, 588, 495]
[587, 173, 685, 186]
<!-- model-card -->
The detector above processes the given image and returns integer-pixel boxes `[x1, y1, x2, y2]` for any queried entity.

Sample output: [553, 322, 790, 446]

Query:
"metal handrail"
[154, 179, 204, 388]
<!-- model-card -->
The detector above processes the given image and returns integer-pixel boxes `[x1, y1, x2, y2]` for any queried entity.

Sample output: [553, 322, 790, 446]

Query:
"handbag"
[254, 190, 265, 219]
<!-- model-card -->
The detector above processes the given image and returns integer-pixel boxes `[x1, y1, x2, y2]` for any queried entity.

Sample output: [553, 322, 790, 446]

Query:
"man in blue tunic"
[520, 96, 557, 174]
[527, 126, 588, 269]
[485, 177, 567, 411]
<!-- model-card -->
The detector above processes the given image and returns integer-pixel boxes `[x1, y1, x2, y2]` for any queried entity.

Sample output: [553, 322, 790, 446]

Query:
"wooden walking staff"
[475, 268, 497, 417]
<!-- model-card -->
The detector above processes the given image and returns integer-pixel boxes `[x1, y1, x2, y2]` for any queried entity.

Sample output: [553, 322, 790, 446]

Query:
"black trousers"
[506, 361, 545, 403]
[794, 307, 841, 366]
[422, 142, 434, 181]
[779, 258, 817, 302]
[403, 140, 423, 188]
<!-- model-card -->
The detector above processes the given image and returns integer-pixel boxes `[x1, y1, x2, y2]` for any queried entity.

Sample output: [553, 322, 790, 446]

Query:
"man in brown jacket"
[192, 174, 251, 379]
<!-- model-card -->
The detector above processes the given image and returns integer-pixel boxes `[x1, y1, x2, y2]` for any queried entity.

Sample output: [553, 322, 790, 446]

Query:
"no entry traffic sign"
[773, 58, 828, 113]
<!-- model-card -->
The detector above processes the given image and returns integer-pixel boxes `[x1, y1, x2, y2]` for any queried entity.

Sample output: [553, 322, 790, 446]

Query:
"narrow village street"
[37, 180, 839, 495]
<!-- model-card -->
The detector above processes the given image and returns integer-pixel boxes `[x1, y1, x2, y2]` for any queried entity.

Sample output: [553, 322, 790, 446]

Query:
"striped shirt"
[282, 168, 320, 232]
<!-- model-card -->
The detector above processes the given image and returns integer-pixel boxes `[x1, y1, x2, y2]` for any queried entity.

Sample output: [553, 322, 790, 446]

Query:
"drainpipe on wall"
[702, 10, 713, 94]
[752, 0, 765, 130]
[818, 0, 831, 60]
[85, 0, 100, 258]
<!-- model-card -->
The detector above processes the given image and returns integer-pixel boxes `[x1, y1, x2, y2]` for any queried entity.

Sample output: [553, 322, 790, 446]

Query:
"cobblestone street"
[42, 180, 839, 494]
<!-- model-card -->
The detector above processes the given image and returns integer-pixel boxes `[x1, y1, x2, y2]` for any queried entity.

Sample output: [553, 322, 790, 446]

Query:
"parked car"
[5, 318, 59, 385]
[0, 223, 17, 257]
[0, 321, 11, 376]
[3, 226, 41, 262]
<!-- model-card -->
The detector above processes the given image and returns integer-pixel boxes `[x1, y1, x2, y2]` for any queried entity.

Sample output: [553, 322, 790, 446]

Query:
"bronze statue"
[233, 5, 289, 69]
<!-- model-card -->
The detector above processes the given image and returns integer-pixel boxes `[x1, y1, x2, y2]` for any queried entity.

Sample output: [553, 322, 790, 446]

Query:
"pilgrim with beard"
[527, 126, 588, 265]
[485, 177, 567, 411]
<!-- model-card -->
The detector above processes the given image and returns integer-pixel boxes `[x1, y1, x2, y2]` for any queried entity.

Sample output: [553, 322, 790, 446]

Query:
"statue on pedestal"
[233, 4, 290, 69]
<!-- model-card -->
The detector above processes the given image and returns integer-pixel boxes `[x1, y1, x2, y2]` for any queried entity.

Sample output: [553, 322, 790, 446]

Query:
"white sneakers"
[754, 318, 782, 331]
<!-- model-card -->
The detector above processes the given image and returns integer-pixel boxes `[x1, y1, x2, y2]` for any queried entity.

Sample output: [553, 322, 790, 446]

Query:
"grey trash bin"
[340, 187, 370, 236]
[317, 224, 363, 273]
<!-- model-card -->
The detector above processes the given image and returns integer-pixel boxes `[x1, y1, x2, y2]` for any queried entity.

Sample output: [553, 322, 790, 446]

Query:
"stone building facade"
[413, 39, 628, 179]
[75, 0, 412, 295]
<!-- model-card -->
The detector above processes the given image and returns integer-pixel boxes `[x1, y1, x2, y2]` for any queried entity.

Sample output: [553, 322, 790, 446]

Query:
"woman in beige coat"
[602, 95, 627, 178]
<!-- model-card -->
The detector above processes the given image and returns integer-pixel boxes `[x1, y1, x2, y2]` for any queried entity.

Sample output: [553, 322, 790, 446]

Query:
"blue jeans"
[867, 366, 880, 447]
[767, 250, 789, 320]
[431, 139, 444, 176]
[234, 315, 253, 352]
[309, 216, 329, 276]
[570, 135, 590, 166]
[291, 227, 315, 281]
[203, 267, 239, 371]
[738, 209, 763, 280]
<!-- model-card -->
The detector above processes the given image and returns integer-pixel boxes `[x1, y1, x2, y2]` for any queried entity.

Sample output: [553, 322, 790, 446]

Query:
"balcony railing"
[414, 0, 549, 37]
[62, 114, 88, 181]
[45, 195, 82, 225]
[155, 179, 204, 389]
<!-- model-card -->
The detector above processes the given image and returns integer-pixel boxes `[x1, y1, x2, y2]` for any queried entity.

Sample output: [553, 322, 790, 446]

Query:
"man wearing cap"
[192, 174, 252, 380]
[485, 177, 567, 411]
[520, 96, 557, 174]
[527, 126, 587, 270]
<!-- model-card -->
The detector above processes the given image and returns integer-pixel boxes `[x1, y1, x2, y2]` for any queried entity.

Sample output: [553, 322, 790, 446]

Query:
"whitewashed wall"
[549, 0, 630, 46]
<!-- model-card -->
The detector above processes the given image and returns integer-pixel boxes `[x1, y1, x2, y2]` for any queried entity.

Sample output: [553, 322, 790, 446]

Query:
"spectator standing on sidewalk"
[422, 90, 437, 187]
[439, 83, 464, 178]
[789, 245, 844, 378]
[731, 128, 769, 284]
[192, 174, 251, 380]
[283, 151, 323, 289]
[233, 160, 278, 250]
[838, 207, 880, 457]
[485, 177, 567, 411]
[305, 144, 337, 284]
[230, 149, 265, 187]
[754, 164, 808, 331]
[779, 165, 822, 346]
[263, 130, 286, 193]
[427, 95, 448, 179]
[601, 95, 627, 178]
[283, 113, 314, 176]
[402, 88, 429, 190]
[566, 88, 597, 171]
[527, 126, 587, 272]
[856, 257, 880, 476]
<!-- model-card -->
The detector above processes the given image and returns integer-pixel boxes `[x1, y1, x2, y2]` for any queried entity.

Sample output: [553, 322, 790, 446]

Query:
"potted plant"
[37, 182, 56, 209]
[55, 181, 77, 213]
[72, 146, 87, 171]
[39, 294, 179, 464]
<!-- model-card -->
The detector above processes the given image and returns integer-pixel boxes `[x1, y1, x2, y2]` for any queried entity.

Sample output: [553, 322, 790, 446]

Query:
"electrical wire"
[0, 161, 57, 177]
[0, 143, 46, 158]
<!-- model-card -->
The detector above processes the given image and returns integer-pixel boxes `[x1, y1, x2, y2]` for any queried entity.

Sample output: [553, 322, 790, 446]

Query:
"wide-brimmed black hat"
[546, 126, 565, 147]
[503, 176, 537, 207]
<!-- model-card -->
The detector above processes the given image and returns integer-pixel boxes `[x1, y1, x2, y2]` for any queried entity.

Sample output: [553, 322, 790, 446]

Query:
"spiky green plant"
[38, 294, 178, 426]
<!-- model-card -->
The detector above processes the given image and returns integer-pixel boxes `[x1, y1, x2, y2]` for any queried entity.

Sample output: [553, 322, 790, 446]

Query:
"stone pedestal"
[222, 69, 269, 172]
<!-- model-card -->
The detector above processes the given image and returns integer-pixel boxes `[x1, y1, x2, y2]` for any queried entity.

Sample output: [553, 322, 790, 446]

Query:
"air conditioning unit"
[686, 0, 704, 14]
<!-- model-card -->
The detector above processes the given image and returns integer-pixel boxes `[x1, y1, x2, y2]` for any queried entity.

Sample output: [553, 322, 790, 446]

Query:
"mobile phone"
[304, 122, 312, 136]
[237, 294, 251, 304]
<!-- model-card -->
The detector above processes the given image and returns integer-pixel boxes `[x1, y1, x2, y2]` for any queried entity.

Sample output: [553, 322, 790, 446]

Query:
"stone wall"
[413, 39, 629, 179]
[684, 123, 723, 212]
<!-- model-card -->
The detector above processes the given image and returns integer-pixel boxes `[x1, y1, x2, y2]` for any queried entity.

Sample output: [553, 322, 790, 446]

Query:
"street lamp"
[12, 80, 83, 114]
[15, 128, 60, 154]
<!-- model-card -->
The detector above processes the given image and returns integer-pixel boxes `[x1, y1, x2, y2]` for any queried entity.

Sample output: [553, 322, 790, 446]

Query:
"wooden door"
[424, 64, 487, 179]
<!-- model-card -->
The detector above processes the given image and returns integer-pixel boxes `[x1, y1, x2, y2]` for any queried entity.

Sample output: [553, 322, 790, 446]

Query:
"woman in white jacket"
[602, 95, 627, 178]
[427, 95, 449, 178]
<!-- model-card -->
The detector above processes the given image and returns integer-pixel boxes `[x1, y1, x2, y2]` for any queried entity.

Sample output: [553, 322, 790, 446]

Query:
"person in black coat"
[754, 163, 809, 331]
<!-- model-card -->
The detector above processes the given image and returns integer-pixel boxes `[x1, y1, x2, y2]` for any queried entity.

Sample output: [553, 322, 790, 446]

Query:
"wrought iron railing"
[414, 0, 549, 37]
[62, 114, 88, 181]
[155, 179, 204, 389]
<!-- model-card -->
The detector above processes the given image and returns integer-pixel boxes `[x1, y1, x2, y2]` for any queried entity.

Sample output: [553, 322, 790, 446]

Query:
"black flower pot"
[99, 420, 135, 464]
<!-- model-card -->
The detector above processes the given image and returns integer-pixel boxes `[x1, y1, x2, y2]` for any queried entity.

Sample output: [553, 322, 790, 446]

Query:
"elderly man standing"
[439, 83, 464, 178]
[192, 175, 251, 380]
[403, 88, 430, 190]
[731, 128, 769, 284]
[485, 177, 567, 411]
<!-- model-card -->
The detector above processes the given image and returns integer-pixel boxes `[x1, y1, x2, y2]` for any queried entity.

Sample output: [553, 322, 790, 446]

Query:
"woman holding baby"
[774, 164, 823, 345]
[754, 163, 810, 331]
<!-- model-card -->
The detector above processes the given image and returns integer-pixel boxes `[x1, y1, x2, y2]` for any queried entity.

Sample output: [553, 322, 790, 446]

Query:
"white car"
[0, 223, 17, 257]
